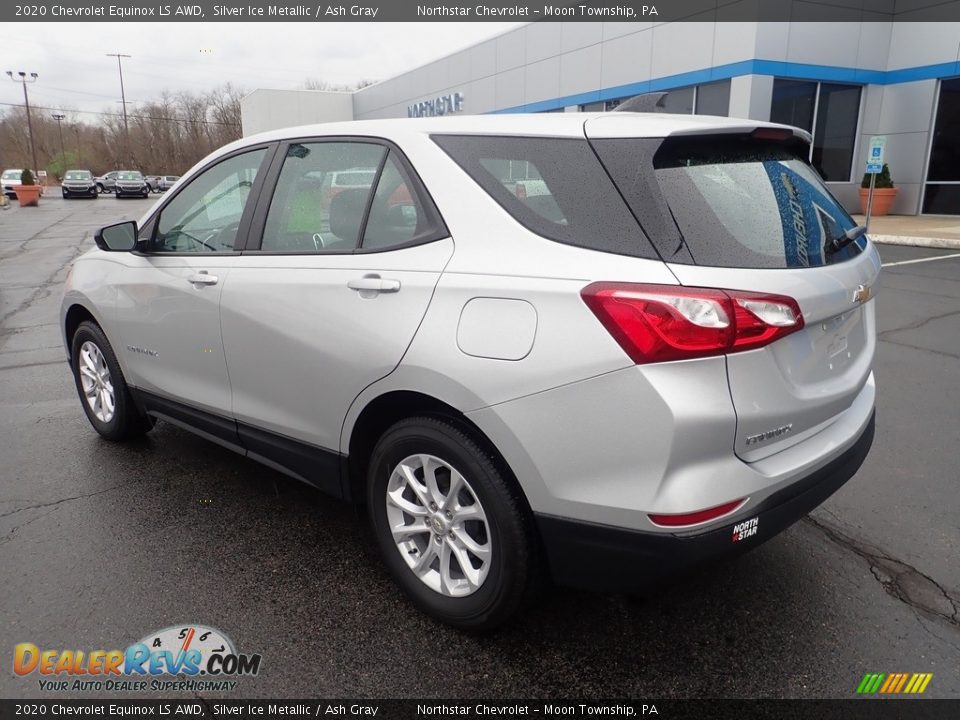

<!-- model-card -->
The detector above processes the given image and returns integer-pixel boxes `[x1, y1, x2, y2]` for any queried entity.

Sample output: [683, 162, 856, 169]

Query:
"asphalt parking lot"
[1, 194, 958, 700]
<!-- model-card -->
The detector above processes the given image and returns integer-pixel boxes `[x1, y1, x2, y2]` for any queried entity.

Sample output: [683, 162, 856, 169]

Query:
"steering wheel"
[171, 229, 218, 252]
[201, 221, 242, 250]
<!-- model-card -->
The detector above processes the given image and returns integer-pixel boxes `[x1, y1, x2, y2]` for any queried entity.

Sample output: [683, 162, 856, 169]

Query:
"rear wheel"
[96, 183, 105, 194]
[367, 416, 538, 630]
[71, 321, 154, 441]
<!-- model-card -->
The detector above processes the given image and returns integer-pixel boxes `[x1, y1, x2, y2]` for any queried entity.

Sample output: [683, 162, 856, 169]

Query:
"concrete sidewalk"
[852, 214, 960, 249]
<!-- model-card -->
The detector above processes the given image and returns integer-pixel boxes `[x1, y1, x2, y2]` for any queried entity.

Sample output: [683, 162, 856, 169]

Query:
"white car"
[2, 168, 44, 199]
[61, 111, 879, 629]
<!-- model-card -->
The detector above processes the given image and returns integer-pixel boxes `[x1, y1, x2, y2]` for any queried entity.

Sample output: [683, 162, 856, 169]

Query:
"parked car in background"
[62, 170, 98, 199]
[2, 169, 44, 199]
[113, 171, 150, 199]
[157, 175, 180, 191]
[323, 167, 378, 211]
[95, 171, 121, 194]
[61, 113, 879, 629]
[145, 175, 161, 193]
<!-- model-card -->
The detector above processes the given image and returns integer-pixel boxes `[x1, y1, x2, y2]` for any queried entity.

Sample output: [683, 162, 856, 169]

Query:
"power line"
[0, 101, 240, 127]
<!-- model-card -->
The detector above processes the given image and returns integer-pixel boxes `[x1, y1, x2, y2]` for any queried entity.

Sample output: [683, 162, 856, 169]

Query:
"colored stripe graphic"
[857, 672, 932, 694]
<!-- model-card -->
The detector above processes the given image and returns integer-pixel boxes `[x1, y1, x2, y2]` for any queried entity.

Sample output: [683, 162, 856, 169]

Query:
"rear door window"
[259, 141, 447, 253]
[433, 135, 657, 259]
[261, 142, 385, 253]
[593, 136, 865, 268]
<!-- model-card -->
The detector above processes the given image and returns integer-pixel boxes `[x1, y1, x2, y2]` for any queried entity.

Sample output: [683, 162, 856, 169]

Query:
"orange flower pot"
[13, 184, 41, 207]
[858, 187, 897, 216]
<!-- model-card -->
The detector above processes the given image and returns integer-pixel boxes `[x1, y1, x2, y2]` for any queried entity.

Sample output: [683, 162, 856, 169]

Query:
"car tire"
[367, 416, 539, 630]
[71, 321, 154, 442]
[96, 184, 105, 194]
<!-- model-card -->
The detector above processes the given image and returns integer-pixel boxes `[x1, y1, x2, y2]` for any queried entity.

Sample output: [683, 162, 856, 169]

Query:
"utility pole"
[73, 125, 83, 166]
[6, 71, 40, 175]
[52, 113, 67, 177]
[106, 53, 131, 162]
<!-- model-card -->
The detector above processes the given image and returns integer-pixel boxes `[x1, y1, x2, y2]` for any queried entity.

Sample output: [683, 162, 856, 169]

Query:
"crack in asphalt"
[879, 336, 960, 360]
[876, 308, 960, 340]
[0, 229, 88, 334]
[0, 482, 136, 520]
[0, 507, 61, 547]
[0, 211, 73, 263]
[804, 515, 959, 629]
[0, 359, 68, 372]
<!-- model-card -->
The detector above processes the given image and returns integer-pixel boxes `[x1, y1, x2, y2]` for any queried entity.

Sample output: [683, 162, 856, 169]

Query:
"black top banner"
[5, 0, 960, 23]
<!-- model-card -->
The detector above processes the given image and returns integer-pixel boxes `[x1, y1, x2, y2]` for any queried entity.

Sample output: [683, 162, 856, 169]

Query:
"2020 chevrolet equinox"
[61, 113, 878, 629]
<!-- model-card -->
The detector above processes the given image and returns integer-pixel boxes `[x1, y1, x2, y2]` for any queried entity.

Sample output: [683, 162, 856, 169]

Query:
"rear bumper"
[536, 410, 875, 590]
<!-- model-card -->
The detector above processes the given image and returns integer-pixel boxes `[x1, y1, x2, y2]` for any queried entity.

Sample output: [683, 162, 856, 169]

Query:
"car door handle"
[188, 272, 219, 286]
[347, 275, 401, 294]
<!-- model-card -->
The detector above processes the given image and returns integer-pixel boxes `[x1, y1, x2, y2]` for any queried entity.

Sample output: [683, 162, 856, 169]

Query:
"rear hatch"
[587, 116, 880, 462]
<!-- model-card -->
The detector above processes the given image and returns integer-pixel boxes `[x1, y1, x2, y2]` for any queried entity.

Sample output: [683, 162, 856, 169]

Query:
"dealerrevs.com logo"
[14, 624, 262, 693]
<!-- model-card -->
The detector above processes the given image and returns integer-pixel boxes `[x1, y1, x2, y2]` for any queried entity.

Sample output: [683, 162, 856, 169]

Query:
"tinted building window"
[924, 78, 960, 214]
[695, 80, 731, 116]
[771, 80, 817, 132]
[661, 86, 695, 114]
[812, 83, 861, 182]
[771, 79, 861, 182]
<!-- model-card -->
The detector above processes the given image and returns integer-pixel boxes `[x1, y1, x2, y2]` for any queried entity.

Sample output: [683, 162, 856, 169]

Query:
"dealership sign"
[408, 92, 464, 117]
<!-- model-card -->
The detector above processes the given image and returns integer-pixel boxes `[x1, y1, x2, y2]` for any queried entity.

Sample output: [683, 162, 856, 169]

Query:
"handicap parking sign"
[866, 136, 886, 173]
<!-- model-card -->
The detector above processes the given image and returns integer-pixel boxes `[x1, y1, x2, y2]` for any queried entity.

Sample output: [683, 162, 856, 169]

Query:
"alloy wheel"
[78, 341, 115, 423]
[385, 453, 492, 597]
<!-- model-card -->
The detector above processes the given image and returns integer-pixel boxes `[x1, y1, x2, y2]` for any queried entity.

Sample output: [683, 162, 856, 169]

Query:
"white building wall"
[240, 89, 354, 136]
[239, 18, 960, 215]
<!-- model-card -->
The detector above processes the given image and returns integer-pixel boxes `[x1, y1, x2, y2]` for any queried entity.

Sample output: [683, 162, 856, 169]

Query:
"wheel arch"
[343, 390, 533, 519]
[63, 302, 103, 363]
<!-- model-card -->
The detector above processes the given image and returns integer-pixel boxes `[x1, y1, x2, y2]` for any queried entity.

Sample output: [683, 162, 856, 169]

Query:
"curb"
[869, 234, 960, 250]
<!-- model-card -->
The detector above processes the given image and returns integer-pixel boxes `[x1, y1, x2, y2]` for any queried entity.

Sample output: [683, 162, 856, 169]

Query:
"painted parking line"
[882, 252, 960, 268]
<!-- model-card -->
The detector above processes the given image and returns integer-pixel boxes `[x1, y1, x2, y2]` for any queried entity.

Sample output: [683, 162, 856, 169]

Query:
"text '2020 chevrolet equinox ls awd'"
[61, 112, 878, 629]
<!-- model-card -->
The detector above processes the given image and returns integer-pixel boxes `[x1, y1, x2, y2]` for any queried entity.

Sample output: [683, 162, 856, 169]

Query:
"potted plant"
[13, 169, 42, 207]
[858, 163, 897, 216]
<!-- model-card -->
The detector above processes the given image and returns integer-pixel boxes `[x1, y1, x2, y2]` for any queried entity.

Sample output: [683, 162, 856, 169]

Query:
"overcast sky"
[0, 23, 524, 121]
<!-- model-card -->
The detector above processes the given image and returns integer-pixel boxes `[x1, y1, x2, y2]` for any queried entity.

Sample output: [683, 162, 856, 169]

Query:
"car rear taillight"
[648, 498, 746, 528]
[581, 282, 804, 364]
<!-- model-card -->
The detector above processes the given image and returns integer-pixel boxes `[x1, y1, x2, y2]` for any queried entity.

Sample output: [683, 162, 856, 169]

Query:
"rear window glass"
[593, 136, 865, 268]
[333, 171, 376, 187]
[433, 135, 657, 260]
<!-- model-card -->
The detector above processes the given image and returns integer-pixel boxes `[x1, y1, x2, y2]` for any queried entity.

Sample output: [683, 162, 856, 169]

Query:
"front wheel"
[367, 417, 539, 630]
[71, 321, 154, 441]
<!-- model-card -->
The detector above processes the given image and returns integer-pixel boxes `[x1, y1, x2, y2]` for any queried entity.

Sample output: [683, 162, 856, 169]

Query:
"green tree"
[47, 151, 79, 182]
[861, 163, 894, 189]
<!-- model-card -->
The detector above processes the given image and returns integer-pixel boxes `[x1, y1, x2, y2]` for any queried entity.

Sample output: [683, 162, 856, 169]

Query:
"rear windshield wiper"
[826, 225, 867, 256]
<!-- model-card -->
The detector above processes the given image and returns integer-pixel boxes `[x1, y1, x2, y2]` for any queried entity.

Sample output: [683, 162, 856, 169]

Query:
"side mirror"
[95, 220, 138, 252]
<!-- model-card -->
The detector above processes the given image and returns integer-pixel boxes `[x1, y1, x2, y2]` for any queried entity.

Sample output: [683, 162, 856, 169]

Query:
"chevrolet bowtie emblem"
[853, 284, 872, 303]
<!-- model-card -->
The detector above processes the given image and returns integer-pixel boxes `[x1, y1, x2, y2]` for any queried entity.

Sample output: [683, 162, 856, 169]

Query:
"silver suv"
[61, 113, 879, 629]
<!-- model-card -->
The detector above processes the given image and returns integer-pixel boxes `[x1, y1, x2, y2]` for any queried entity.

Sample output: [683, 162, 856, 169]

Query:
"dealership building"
[241, 20, 960, 215]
